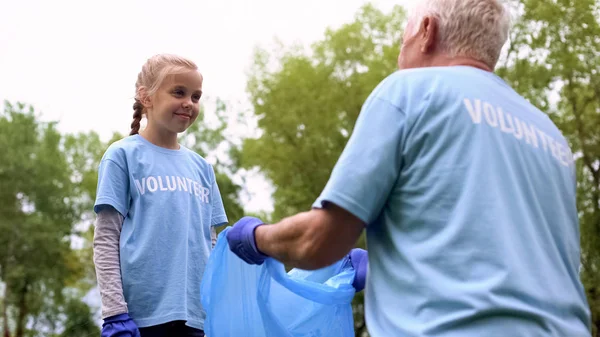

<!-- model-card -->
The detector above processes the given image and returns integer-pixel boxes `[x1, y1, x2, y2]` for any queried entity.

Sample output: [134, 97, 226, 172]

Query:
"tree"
[0, 101, 96, 337]
[62, 131, 110, 294]
[243, 4, 405, 221]
[241, 4, 406, 336]
[55, 295, 100, 337]
[496, 0, 600, 334]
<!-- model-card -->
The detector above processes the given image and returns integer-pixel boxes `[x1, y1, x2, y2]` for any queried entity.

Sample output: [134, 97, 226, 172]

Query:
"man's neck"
[428, 55, 493, 72]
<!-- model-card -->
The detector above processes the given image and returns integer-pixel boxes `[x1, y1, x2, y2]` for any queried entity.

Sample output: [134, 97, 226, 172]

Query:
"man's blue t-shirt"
[313, 66, 591, 336]
[94, 134, 228, 329]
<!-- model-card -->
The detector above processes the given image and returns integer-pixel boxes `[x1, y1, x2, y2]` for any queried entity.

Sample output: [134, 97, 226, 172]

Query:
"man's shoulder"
[378, 66, 494, 89]
[366, 68, 448, 112]
[372, 67, 469, 98]
[373, 66, 520, 110]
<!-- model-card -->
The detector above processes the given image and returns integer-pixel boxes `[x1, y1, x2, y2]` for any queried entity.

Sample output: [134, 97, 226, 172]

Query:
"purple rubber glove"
[349, 248, 368, 292]
[226, 216, 269, 265]
[101, 313, 140, 337]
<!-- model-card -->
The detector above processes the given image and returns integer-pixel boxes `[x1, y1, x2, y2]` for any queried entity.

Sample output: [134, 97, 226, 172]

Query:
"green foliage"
[243, 4, 406, 222]
[56, 296, 100, 337]
[0, 101, 95, 337]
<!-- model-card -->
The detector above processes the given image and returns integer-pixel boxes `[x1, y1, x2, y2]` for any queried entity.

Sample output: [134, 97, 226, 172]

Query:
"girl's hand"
[101, 313, 140, 337]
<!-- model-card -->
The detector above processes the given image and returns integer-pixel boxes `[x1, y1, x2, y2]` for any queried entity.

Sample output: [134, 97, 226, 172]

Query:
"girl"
[93, 54, 228, 337]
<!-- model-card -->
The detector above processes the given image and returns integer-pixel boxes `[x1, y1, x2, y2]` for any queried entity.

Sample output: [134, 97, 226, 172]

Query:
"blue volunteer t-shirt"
[94, 134, 228, 329]
[314, 66, 591, 336]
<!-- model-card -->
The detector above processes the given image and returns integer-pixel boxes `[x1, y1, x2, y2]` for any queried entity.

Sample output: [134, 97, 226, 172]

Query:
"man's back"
[364, 66, 591, 336]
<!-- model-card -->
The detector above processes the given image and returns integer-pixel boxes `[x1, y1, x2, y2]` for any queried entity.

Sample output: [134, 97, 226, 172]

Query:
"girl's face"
[146, 70, 203, 135]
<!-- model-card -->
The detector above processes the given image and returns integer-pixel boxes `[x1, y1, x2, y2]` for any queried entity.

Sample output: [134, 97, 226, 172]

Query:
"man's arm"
[255, 202, 365, 270]
[228, 76, 405, 273]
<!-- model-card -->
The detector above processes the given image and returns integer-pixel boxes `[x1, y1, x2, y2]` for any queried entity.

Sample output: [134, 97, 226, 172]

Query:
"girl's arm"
[93, 206, 128, 318]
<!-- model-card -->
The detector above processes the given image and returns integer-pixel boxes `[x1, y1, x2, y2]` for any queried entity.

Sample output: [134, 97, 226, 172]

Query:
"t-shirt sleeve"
[313, 92, 407, 225]
[210, 168, 228, 227]
[94, 154, 130, 217]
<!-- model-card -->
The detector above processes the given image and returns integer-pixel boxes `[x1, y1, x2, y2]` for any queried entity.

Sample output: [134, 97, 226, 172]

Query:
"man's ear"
[419, 16, 439, 53]
[138, 87, 153, 109]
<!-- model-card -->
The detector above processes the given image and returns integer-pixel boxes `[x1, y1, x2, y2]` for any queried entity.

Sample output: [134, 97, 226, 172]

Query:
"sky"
[0, 0, 412, 214]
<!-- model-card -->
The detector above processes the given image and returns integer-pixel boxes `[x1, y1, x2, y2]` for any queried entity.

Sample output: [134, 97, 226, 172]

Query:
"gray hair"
[405, 0, 511, 68]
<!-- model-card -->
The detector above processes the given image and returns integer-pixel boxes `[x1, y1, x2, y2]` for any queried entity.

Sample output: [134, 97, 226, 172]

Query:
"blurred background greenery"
[1, 0, 599, 336]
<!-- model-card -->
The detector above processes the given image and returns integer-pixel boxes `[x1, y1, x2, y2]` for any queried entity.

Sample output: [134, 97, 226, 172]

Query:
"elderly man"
[227, 0, 592, 335]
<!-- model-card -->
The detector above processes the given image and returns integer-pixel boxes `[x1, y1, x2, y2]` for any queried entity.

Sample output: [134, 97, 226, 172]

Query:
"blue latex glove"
[101, 313, 140, 337]
[226, 216, 268, 265]
[349, 248, 368, 292]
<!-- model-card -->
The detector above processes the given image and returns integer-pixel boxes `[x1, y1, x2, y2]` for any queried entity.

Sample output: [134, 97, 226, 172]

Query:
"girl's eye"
[173, 90, 185, 97]
[192, 94, 201, 102]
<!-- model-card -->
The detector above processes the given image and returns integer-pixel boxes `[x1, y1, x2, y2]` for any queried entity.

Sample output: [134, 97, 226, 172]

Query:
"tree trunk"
[2, 277, 10, 337]
[13, 281, 27, 337]
[2, 302, 10, 337]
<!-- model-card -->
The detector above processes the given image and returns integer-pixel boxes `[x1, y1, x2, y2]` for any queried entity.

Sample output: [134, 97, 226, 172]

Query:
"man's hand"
[349, 248, 368, 292]
[226, 216, 269, 265]
[228, 203, 365, 270]
[101, 313, 140, 337]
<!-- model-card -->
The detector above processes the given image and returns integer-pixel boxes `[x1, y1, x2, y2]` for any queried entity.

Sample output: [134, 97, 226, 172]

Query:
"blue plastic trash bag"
[201, 227, 357, 337]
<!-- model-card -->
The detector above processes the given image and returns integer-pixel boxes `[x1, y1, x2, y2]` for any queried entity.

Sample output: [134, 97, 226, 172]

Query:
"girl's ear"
[138, 87, 153, 109]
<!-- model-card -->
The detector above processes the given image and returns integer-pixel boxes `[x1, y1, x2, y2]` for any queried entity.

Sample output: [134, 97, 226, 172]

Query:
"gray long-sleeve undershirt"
[93, 206, 218, 319]
[93, 206, 128, 319]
